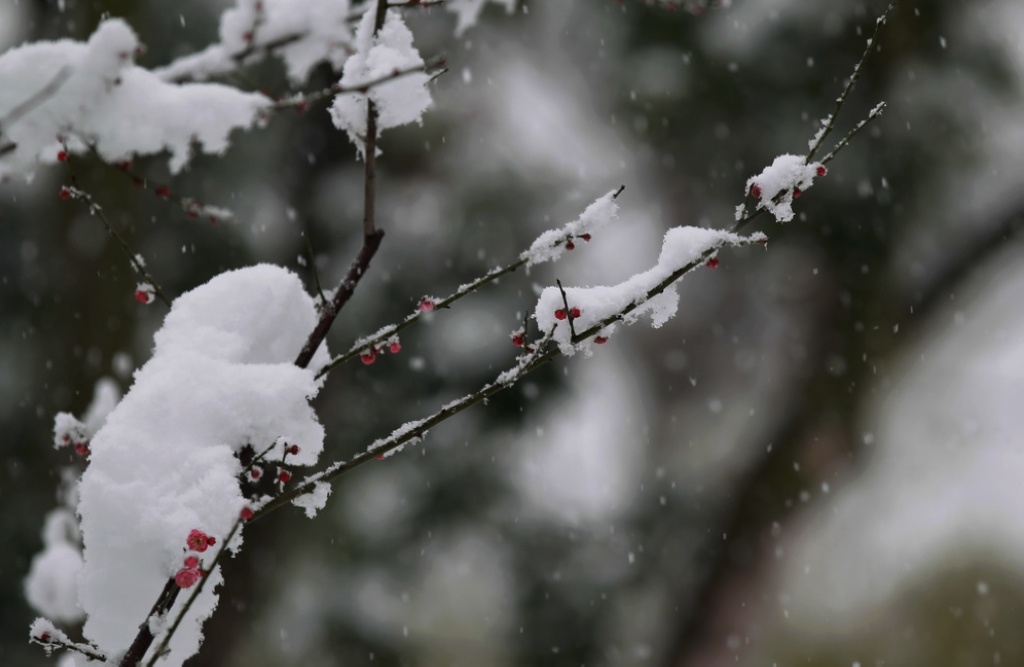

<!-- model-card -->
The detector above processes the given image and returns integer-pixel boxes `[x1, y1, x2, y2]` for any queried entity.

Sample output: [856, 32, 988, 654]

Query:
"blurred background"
[3, 0, 1024, 665]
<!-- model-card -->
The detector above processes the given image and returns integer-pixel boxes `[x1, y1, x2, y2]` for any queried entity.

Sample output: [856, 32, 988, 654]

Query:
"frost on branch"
[742, 154, 825, 223]
[522, 190, 620, 268]
[75, 265, 327, 664]
[330, 9, 432, 158]
[447, 0, 517, 36]
[535, 227, 765, 355]
[0, 19, 269, 178]
[157, 0, 354, 84]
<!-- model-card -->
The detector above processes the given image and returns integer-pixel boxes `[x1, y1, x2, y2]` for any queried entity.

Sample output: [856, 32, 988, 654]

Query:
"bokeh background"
[3, 0, 1024, 665]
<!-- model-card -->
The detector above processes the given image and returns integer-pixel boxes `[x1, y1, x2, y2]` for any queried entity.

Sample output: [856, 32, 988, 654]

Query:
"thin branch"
[556, 279, 578, 339]
[60, 186, 172, 307]
[302, 231, 327, 306]
[806, 0, 897, 161]
[316, 185, 627, 378]
[293, 230, 385, 368]
[144, 518, 245, 667]
[30, 632, 107, 663]
[272, 59, 444, 112]
[820, 101, 886, 164]
[0, 66, 72, 151]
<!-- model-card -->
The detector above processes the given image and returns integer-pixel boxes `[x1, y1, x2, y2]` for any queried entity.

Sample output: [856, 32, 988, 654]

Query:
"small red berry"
[419, 298, 435, 312]
[582, 233, 592, 242]
[206, 536, 216, 547]
[183, 555, 199, 569]
[750, 183, 762, 199]
[705, 257, 720, 269]
[565, 240, 575, 251]
[389, 341, 401, 354]
[59, 186, 71, 200]
[57, 150, 68, 162]
[816, 165, 827, 177]
[174, 567, 201, 589]
[569, 307, 581, 318]
[511, 333, 525, 347]
[360, 349, 376, 365]
[793, 187, 802, 199]
[155, 186, 170, 199]
[38, 632, 51, 643]
[594, 336, 608, 345]
[287, 444, 300, 456]
[240, 507, 254, 521]
[278, 469, 291, 483]
[74, 442, 90, 456]
[554, 309, 567, 320]
[249, 467, 261, 480]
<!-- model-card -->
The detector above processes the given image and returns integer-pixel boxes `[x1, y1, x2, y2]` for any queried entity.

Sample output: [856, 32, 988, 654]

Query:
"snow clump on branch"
[330, 9, 433, 158]
[0, 19, 270, 178]
[535, 226, 765, 355]
[75, 265, 328, 665]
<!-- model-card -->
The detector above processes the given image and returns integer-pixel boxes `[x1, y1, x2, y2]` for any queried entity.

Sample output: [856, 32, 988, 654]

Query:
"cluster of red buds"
[175, 529, 217, 588]
[360, 335, 402, 365]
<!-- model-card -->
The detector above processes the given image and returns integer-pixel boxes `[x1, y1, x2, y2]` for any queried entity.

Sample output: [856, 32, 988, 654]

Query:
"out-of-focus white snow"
[75, 264, 326, 665]
[0, 19, 269, 178]
[330, 9, 432, 158]
[447, 0, 517, 36]
[782, 259, 1024, 631]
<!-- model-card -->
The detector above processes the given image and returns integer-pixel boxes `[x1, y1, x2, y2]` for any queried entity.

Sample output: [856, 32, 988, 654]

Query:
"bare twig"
[556, 279, 578, 339]
[806, 0, 897, 161]
[119, 578, 181, 666]
[60, 186, 172, 307]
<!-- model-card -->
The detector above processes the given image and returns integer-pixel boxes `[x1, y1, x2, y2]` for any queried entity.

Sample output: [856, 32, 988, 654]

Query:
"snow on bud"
[240, 507, 254, 521]
[565, 240, 575, 251]
[183, 555, 199, 569]
[59, 186, 71, 200]
[594, 336, 609, 345]
[418, 298, 436, 312]
[705, 256, 720, 269]
[134, 283, 155, 304]
[360, 349, 377, 365]
[278, 468, 291, 483]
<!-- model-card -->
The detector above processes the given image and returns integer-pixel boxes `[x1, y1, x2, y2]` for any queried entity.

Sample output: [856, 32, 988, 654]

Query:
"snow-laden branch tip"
[536, 226, 766, 355]
[0, 19, 270, 178]
[330, 9, 432, 158]
[741, 154, 826, 224]
[522, 188, 622, 267]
